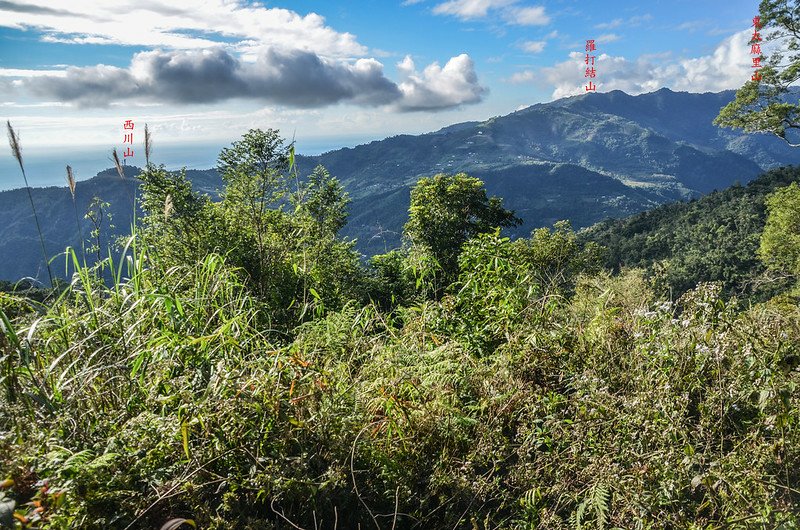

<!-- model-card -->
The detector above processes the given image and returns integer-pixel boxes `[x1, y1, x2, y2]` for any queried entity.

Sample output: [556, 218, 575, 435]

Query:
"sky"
[0, 0, 760, 186]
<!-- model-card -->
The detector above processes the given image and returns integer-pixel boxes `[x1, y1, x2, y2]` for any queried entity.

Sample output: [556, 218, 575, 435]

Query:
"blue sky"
[0, 0, 759, 178]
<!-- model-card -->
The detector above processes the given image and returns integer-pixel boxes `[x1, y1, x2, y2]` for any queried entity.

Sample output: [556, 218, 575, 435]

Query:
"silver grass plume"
[144, 123, 152, 166]
[7, 120, 23, 172]
[164, 194, 173, 220]
[112, 148, 125, 179]
[66, 165, 76, 200]
[7, 121, 54, 287]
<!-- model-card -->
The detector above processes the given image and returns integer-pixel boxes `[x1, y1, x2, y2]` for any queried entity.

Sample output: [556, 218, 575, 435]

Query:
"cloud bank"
[21, 48, 485, 112]
[511, 29, 757, 99]
[0, 1, 488, 112]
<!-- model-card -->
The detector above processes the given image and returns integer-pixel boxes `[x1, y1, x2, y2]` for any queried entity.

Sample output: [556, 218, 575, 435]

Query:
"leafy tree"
[403, 172, 520, 294]
[366, 249, 416, 310]
[296, 165, 350, 238]
[714, 0, 800, 145]
[217, 128, 293, 285]
[137, 130, 365, 330]
[137, 164, 213, 267]
[759, 181, 800, 277]
[291, 166, 363, 314]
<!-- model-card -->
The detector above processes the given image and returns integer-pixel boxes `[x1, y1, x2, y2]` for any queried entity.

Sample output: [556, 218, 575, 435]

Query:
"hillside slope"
[298, 88, 800, 254]
[581, 165, 800, 299]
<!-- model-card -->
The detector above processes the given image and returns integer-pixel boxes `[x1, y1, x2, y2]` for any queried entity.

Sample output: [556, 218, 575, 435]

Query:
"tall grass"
[65, 165, 86, 265]
[0, 140, 798, 529]
[1, 246, 798, 528]
[6, 121, 54, 288]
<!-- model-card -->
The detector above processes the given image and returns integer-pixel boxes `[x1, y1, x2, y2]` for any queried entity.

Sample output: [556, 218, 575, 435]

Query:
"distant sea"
[0, 136, 373, 191]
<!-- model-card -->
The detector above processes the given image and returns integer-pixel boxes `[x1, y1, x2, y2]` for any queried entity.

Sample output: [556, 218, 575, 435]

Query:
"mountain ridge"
[2, 87, 800, 280]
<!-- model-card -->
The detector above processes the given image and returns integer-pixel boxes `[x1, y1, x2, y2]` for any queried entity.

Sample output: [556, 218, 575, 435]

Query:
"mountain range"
[2, 87, 799, 282]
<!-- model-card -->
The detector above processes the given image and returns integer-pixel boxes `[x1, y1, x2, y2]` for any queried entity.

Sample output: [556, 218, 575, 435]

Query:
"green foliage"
[135, 129, 365, 332]
[365, 250, 417, 310]
[583, 166, 800, 300]
[403, 172, 520, 295]
[296, 165, 350, 237]
[84, 197, 114, 263]
[436, 222, 601, 355]
[3, 136, 800, 529]
[760, 181, 800, 280]
[714, 0, 800, 145]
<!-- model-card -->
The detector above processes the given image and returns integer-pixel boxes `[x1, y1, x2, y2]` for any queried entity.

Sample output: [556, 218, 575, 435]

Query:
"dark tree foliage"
[715, 0, 800, 145]
[403, 172, 521, 295]
[581, 166, 800, 299]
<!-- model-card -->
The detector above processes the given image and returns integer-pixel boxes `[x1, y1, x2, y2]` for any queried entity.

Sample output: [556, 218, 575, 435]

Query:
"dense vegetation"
[1, 129, 799, 529]
[582, 165, 800, 301]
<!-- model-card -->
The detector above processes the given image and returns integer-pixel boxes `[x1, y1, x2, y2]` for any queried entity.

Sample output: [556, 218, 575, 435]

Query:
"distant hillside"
[0, 166, 220, 282]
[297, 88, 800, 254]
[4, 87, 800, 282]
[581, 165, 800, 299]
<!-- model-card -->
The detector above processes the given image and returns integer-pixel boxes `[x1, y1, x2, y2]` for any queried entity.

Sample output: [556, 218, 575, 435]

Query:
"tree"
[715, 1, 800, 145]
[297, 165, 350, 238]
[759, 182, 800, 276]
[215, 129, 295, 300]
[137, 164, 213, 266]
[217, 129, 292, 278]
[403, 172, 520, 294]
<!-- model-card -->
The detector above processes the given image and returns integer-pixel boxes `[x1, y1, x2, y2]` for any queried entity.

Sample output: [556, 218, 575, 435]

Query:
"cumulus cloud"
[432, 0, 548, 25]
[0, 0, 367, 58]
[396, 54, 487, 111]
[508, 70, 536, 84]
[1, 1, 489, 112]
[22, 48, 485, 112]
[511, 29, 756, 99]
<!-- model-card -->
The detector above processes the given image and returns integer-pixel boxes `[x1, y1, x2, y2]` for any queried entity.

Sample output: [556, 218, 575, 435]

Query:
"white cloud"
[508, 70, 536, 83]
[596, 33, 621, 44]
[530, 29, 755, 99]
[396, 54, 487, 111]
[0, 68, 67, 77]
[520, 40, 546, 54]
[432, 0, 514, 19]
[596, 14, 651, 30]
[503, 6, 550, 26]
[432, 0, 549, 26]
[596, 18, 623, 30]
[0, 0, 367, 58]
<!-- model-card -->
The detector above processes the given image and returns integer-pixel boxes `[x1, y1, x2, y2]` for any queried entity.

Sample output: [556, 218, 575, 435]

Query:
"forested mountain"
[300, 88, 800, 253]
[3, 87, 800, 281]
[581, 165, 800, 300]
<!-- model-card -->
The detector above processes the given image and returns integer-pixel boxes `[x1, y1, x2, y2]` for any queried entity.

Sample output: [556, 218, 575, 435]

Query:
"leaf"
[160, 518, 196, 530]
[758, 389, 771, 411]
[181, 421, 191, 460]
